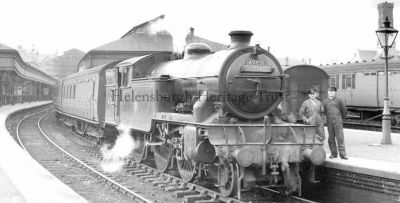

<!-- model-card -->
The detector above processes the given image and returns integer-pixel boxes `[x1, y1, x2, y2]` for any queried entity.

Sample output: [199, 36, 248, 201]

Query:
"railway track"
[11, 107, 316, 203]
[12, 108, 136, 203]
[343, 119, 400, 132]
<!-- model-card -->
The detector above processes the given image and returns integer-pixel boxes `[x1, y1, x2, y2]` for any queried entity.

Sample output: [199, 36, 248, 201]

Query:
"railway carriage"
[322, 61, 400, 124]
[55, 30, 326, 198]
[54, 61, 122, 138]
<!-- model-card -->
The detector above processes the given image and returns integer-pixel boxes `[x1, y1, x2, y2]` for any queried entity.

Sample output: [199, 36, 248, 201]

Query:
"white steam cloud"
[100, 124, 136, 173]
[149, 15, 191, 53]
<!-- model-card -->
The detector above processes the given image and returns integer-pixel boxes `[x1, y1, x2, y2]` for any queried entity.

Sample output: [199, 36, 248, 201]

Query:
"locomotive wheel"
[132, 134, 146, 163]
[217, 162, 238, 197]
[177, 157, 197, 182]
[154, 143, 173, 172]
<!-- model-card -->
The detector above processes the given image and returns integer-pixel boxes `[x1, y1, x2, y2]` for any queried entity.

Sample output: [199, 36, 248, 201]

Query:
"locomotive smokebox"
[229, 30, 253, 49]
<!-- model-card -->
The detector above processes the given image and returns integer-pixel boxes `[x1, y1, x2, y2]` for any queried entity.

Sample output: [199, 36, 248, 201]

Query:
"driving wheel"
[131, 133, 147, 163]
[217, 161, 238, 197]
[177, 156, 197, 182]
[154, 143, 173, 172]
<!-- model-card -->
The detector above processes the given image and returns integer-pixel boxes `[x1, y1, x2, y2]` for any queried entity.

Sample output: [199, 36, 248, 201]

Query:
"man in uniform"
[322, 87, 348, 159]
[299, 88, 325, 142]
[299, 88, 325, 183]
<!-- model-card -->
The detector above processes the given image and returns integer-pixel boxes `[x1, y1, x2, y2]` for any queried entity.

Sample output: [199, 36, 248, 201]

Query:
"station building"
[41, 49, 85, 79]
[0, 43, 57, 105]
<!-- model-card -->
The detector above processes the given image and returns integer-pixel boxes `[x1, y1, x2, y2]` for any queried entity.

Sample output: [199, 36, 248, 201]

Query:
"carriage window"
[371, 72, 377, 75]
[342, 74, 355, 89]
[329, 74, 339, 89]
[364, 73, 370, 76]
[393, 72, 398, 75]
[342, 74, 346, 89]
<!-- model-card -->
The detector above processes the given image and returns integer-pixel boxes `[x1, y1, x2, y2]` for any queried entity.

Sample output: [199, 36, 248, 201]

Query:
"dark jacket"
[322, 97, 347, 122]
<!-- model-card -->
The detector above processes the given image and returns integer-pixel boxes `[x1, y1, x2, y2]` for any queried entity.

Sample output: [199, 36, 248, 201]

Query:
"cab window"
[120, 67, 130, 87]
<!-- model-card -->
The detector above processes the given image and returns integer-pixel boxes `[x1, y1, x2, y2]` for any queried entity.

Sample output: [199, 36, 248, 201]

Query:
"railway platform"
[313, 128, 400, 202]
[324, 128, 400, 162]
[0, 102, 87, 203]
[322, 128, 400, 166]
[322, 127, 400, 178]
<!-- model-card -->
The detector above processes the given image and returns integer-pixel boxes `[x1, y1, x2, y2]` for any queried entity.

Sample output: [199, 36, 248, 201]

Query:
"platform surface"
[0, 102, 87, 203]
[322, 127, 400, 179]
[0, 165, 26, 203]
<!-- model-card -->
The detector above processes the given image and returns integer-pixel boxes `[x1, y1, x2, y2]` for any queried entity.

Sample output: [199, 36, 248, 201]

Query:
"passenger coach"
[321, 60, 400, 124]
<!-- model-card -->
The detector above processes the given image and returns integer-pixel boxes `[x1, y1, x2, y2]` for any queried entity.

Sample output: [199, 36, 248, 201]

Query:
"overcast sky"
[1, 0, 399, 64]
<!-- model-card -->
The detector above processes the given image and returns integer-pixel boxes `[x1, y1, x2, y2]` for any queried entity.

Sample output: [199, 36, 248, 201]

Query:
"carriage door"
[105, 67, 120, 125]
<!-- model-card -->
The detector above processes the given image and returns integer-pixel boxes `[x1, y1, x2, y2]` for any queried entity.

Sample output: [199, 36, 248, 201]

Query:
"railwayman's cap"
[328, 87, 337, 92]
[308, 88, 317, 94]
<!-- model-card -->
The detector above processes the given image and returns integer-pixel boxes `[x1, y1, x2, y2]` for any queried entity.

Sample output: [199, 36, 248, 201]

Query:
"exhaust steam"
[100, 124, 136, 173]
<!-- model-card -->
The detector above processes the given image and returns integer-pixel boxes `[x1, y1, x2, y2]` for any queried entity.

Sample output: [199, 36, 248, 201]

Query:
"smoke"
[100, 124, 136, 173]
[149, 15, 191, 53]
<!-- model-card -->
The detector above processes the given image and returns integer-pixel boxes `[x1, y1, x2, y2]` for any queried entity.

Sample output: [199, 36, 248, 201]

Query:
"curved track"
[14, 109, 150, 203]
[14, 108, 316, 203]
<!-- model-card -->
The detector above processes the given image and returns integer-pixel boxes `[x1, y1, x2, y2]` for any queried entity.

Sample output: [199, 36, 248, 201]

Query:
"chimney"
[228, 30, 253, 49]
[376, 2, 398, 59]
[190, 27, 194, 35]
[378, 2, 394, 28]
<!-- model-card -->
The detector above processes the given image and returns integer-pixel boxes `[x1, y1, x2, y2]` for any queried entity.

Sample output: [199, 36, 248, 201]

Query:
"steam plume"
[149, 15, 190, 53]
[100, 124, 136, 173]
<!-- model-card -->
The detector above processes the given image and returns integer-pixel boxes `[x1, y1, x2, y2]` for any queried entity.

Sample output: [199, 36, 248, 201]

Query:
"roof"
[356, 49, 377, 61]
[320, 59, 400, 74]
[64, 48, 85, 55]
[121, 15, 165, 38]
[0, 43, 14, 50]
[44, 49, 85, 64]
[92, 33, 173, 52]
[0, 43, 57, 85]
[63, 60, 121, 81]
[79, 15, 227, 69]
[284, 64, 329, 78]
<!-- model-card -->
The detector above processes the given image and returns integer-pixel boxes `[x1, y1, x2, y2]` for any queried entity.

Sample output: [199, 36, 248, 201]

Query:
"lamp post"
[376, 16, 398, 145]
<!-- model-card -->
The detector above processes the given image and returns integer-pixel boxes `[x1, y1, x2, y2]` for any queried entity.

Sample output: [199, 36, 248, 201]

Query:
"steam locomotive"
[54, 30, 326, 197]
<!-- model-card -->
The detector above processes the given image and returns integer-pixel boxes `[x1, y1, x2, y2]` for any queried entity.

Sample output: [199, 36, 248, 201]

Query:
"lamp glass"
[376, 27, 399, 48]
